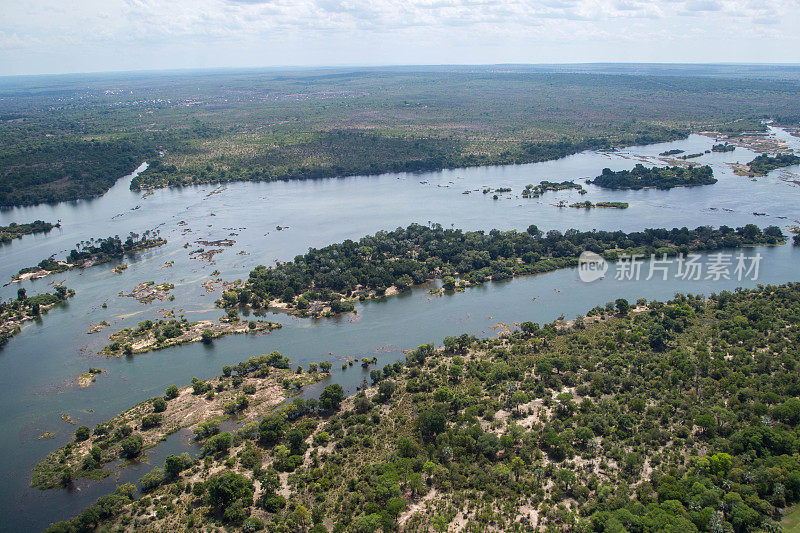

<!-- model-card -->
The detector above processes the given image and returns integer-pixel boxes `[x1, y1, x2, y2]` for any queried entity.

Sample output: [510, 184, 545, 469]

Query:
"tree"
[201, 329, 214, 344]
[120, 434, 143, 458]
[165, 385, 179, 399]
[259, 411, 287, 444]
[442, 276, 456, 290]
[17, 287, 26, 301]
[152, 397, 167, 412]
[615, 298, 630, 315]
[75, 426, 91, 442]
[319, 384, 344, 410]
[205, 471, 254, 512]
[164, 453, 191, 477]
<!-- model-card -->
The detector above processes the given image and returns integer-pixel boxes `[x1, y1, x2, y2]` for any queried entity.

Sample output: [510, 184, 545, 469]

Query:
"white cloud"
[0, 0, 798, 74]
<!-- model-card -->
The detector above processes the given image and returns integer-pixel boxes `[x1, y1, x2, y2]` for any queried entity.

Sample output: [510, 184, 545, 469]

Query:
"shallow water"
[1, 128, 799, 531]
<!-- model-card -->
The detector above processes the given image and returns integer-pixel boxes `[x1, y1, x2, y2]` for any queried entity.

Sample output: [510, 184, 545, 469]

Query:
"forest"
[590, 164, 717, 190]
[0, 220, 58, 244]
[746, 154, 800, 176]
[42, 282, 800, 532]
[3, 67, 800, 206]
[0, 135, 171, 207]
[222, 223, 785, 317]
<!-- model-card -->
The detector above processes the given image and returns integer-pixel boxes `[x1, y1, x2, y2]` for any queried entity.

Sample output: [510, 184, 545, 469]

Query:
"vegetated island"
[711, 143, 735, 152]
[746, 153, 800, 176]
[32, 351, 329, 490]
[0, 220, 59, 245]
[100, 317, 282, 357]
[659, 149, 684, 156]
[568, 201, 629, 209]
[218, 222, 784, 318]
[1, 285, 74, 347]
[43, 282, 800, 532]
[590, 164, 716, 190]
[13, 232, 166, 282]
[522, 181, 586, 198]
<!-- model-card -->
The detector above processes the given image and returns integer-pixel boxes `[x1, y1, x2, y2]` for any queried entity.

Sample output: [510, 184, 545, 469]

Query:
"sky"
[1, 0, 799, 76]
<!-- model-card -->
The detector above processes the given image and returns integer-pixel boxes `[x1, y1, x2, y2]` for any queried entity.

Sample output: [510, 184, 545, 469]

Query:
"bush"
[75, 426, 91, 442]
[165, 385, 179, 399]
[152, 397, 167, 412]
[120, 435, 143, 458]
[141, 413, 162, 429]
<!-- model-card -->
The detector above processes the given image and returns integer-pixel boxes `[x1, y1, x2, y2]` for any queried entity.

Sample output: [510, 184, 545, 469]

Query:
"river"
[0, 128, 799, 531]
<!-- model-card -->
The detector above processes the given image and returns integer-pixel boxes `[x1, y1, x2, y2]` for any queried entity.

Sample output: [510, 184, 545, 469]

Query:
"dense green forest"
[0, 285, 73, 347]
[44, 282, 800, 532]
[0, 135, 171, 207]
[590, 164, 717, 190]
[3, 67, 800, 206]
[0, 220, 58, 244]
[221, 223, 784, 317]
[746, 154, 800, 176]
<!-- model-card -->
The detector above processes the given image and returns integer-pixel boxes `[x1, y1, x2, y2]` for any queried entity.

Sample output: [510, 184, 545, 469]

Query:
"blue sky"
[1, 0, 799, 75]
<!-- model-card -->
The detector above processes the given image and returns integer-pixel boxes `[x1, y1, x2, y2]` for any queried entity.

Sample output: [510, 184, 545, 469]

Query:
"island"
[746, 153, 800, 176]
[32, 352, 328, 490]
[590, 163, 716, 190]
[43, 282, 800, 533]
[13, 232, 166, 282]
[658, 148, 684, 156]
[0, 220, 58, 245]
[218, 222, 783, 318]
[711, 142, 735, 152]
[100, 317, 282, 356]
[568, 201, 629, 209]
[1, 285, 74, 347]
[522, 180, 585, 198]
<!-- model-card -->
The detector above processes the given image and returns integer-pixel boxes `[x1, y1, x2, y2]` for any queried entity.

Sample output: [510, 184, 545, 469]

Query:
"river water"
[1, 128, 799, 531]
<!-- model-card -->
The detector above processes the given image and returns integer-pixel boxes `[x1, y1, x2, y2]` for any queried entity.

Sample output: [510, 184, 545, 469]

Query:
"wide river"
[1, 128, 799, 531]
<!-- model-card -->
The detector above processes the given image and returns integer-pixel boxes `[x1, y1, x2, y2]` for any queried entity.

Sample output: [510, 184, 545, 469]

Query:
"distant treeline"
[0, 220, 58, 244]
[591, 164, 716, 190]
[130, 130, 686, 191]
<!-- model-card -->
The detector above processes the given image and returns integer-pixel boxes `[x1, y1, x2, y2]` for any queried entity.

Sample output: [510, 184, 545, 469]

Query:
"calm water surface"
[1, 128, 799, 531]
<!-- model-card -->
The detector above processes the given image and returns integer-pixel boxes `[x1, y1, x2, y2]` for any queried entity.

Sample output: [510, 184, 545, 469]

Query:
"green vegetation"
[522, 181, 586, 198]
[14, 231, 165, 280]
[222, 222, 783, 317]
[45, 282, 800, 532]
[0, 220, 58, 244]
[591, 164, 717, 190]
[747, 154, 800, 176]
[659, 149, 685, 156]
[5, 68, 800, 206]
[711, 143, 735, 152]
[32, 352, 325, 492]
[100, 318, 281, 357]
[0, 134, 172, 207]
[569, 201, 629, 209]
[1, 285, 74, 347]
